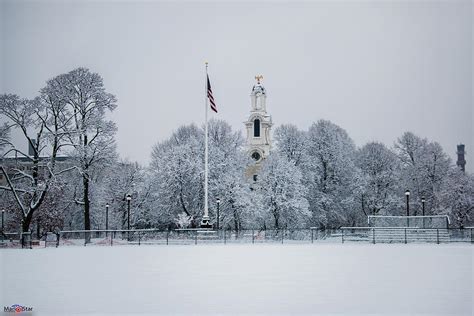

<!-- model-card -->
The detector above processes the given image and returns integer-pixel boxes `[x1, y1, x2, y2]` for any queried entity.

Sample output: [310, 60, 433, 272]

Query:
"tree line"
[0, 68, 472, 235]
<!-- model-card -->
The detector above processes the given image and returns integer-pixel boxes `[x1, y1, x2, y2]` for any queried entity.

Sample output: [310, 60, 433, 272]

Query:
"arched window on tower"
[254, 119, 260, 137]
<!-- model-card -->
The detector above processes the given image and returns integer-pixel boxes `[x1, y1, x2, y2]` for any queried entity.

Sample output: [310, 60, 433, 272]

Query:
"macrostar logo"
[3, 304, 33, 313]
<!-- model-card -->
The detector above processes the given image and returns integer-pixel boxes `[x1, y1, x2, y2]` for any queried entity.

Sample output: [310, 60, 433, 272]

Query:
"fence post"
[341, 228, 344, 244]
[471, 228, 473, 244]
[404, 228, 407, 244]
[252, 229, 254, 244]
[224, 229, 226, 244]
[372, 228, 375, 244]
[311, 229, 314, 244]
[195, 231, 197, 245]
[437, 229, 439, 244]
[281, 230, 284, 244]
[21, 232, 31, 249]
[56, 232, 60, 248]
[138, 232, 141, 246]
[166, 230, 169, 245]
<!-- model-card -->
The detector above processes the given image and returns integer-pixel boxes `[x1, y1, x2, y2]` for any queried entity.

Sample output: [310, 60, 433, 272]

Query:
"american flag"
[207, 74, 217, 113]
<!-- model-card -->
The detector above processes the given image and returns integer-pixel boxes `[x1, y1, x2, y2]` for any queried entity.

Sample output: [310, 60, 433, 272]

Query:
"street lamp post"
[405, 190, 410, 227]
[126, 194, 131, 241]
[421, 197, 425, 216]
[216, 198, 220, 231]
[1, 209, 4, 243]
[105, 204, 109, 237]
[421, 197, 426, 229]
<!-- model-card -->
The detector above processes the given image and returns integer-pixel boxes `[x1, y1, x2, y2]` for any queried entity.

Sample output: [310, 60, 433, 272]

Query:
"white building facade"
[244, 76, 273, 164]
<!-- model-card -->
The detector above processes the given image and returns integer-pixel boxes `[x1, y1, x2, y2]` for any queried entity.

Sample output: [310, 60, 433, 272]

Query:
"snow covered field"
[1, 244, 472, 316]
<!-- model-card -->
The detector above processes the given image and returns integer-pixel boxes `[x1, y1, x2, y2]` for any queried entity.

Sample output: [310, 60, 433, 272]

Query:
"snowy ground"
[0, 244, 472, 316]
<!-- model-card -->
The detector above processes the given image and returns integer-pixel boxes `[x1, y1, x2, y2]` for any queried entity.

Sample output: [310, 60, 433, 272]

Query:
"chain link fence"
[1, 227, 473, 248]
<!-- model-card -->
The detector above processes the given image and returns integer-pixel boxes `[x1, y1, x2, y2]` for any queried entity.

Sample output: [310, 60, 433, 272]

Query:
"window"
[253, 119, 260, 137]
[251, 152, 261, 161]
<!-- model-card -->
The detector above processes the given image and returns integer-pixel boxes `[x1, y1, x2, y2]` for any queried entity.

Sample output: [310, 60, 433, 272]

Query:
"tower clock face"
[251, 151, 261, 161]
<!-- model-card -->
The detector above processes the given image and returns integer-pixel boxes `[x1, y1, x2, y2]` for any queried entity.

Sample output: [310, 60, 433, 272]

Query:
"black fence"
[1, 227, 473, 249]
[54, 228, 341, 247]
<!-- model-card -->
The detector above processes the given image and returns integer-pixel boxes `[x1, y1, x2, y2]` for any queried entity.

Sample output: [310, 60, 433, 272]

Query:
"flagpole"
[202, 62, 210, 228]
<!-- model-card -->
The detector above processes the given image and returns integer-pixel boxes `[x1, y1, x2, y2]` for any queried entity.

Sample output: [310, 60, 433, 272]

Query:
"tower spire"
[245, 75, 272, 163]
[457, 144, 466, 172]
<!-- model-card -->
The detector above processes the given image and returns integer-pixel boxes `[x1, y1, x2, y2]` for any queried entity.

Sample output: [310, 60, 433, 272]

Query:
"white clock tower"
[245, 75, 272, 165]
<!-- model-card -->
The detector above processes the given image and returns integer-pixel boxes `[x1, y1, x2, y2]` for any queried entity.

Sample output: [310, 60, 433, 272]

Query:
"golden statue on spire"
[255, 75, 263, 84]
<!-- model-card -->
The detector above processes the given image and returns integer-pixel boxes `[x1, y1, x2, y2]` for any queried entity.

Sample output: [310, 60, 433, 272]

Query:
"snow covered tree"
[207, 120, 253, 231]
[355, 142, 400, 217]
[42, 68, 118, 235]
[274, 124, 306, 166]
[149, 124, 204, 227]
[257, 153, 310, 229]
[439, 167, 474, 228]
[96, 161, 151, 230]
[32, 183, 72, 236]
[0, 189, 23, 231]
[395, 132, 451, 215]
[0, 94, 72, 232]
[175, 212, 193, 228]
[149, 120, 251, 229]
[0, 122, 9, 152]
[303, 120, 357, 228]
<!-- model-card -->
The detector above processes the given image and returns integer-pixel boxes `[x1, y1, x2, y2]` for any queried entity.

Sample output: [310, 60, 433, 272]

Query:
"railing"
[0, 232, 32, 248]
[1, 228, 341, 248]
[1, 227, 473, 248]
[368, 215, 450, 229]
[341, 227, 474, 244]
[449, 227, 474, 243]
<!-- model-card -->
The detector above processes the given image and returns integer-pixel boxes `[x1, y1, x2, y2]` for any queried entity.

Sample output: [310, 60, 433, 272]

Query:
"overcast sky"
[1, 0, 472, 171]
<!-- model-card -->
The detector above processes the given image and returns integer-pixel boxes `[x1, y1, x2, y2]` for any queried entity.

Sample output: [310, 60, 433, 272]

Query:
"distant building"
[456, 144, 466, 172]
[244, 76, 273, 180]
[0, 140, 73, 186]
